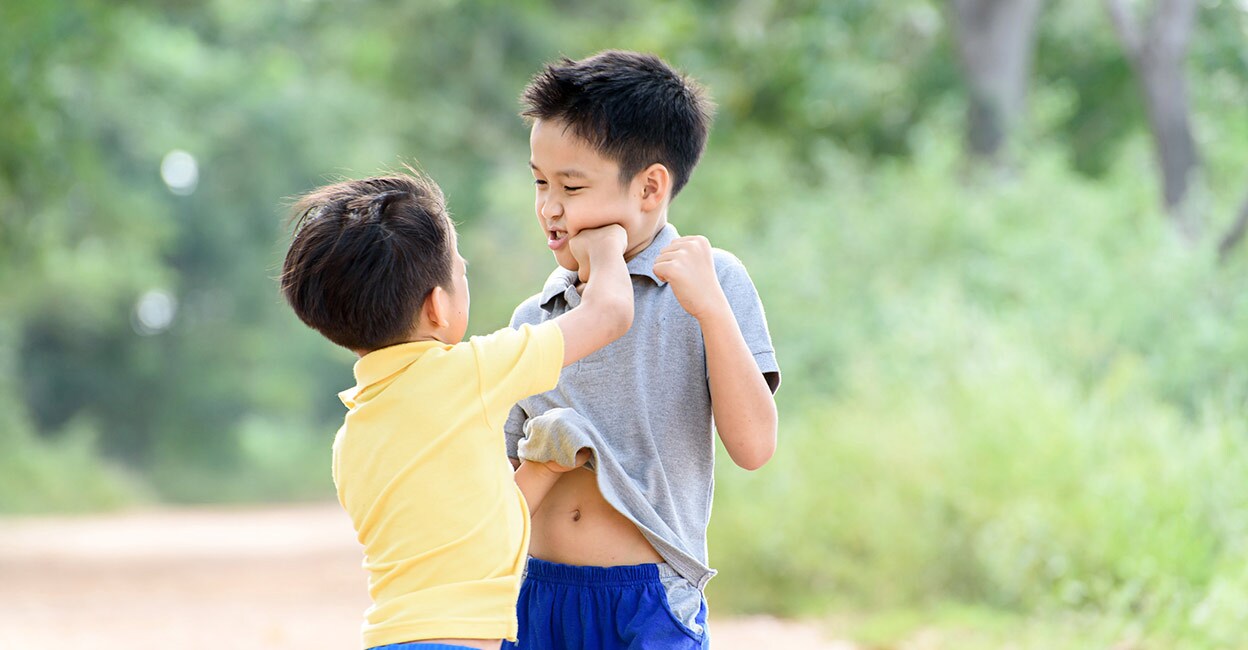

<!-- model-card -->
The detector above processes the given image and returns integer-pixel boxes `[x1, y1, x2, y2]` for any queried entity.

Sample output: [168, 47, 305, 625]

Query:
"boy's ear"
[638, 163, 671, 211]
[423, 286, 451, 330]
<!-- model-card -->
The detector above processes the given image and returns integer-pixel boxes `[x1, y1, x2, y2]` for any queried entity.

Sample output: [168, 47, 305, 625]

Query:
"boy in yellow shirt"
[279, 170, 633, 650]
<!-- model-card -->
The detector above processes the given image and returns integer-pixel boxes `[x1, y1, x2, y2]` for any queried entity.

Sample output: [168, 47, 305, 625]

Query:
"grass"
[822, 604, 1153, 649]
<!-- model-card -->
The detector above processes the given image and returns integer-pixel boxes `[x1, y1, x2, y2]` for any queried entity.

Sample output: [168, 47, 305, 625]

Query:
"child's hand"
[539, 447, 592, 474]
[515, 448, 593, 514]
[568, 224, 628, 284]
[653, 235, 729, 322]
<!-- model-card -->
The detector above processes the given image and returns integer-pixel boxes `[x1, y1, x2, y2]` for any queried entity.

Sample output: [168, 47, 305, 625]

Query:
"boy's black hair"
[521, 50, 714, 198]
[280, 170, 454, 352]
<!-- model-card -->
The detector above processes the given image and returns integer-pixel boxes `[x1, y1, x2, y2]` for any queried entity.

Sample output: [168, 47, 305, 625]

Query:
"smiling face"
[529, 118, 666, 271]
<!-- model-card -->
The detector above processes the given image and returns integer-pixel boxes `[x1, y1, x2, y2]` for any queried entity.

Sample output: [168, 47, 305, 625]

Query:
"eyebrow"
[529, 162, 588, 179]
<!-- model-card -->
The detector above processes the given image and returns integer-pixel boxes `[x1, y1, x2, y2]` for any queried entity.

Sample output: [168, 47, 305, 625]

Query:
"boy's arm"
[552, 224, 634, 367]
[654, 236, 778, 471]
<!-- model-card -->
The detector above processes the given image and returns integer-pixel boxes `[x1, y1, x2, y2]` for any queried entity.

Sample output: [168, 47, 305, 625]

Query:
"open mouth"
[547, 228, 568, 251]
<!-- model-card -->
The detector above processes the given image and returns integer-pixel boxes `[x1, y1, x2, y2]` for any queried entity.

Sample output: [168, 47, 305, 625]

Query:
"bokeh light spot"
[160, 149, 199, 196]
[133, 290, 177, 335]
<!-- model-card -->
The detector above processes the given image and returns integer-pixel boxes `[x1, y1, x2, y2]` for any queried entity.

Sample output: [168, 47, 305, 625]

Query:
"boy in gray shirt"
[504, 50, 780, 650]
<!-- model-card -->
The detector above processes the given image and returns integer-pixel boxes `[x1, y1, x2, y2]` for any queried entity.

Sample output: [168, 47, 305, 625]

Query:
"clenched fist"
[652, 235, 730, 322]
[568, 223, 628, 284]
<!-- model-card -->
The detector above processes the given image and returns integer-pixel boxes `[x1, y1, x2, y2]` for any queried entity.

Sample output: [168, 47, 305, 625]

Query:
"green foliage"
[4, 1, 1248, 645]
[0, 394, 146, 513]
[705, 139, 1248, 646]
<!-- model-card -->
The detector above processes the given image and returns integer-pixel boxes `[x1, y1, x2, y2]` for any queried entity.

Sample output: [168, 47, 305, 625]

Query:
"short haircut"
[520, 50, 714, 198]
[280, 171, 454, 352]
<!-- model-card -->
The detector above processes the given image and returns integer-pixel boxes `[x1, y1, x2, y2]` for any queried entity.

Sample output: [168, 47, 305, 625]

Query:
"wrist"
[519, 459, 557, 480]
[587, 245, 625, 264]
[692, 290, 732, 324]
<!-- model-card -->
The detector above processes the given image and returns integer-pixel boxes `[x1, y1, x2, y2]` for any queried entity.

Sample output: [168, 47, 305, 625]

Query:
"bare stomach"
[529, 467, 663, 567]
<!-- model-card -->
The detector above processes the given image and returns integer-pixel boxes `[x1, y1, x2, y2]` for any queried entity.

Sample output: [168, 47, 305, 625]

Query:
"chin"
[554, 254, 579, 272]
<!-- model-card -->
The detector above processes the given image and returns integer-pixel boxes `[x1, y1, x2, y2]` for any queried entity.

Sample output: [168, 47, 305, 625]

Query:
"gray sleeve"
[505, 404, 529, 460]
[715, 251, 781, 393]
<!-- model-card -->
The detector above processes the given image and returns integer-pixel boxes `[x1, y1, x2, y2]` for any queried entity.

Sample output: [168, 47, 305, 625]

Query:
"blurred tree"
[1031, 2, 1143, 178]
[1105, 0, 1202, 241]
[1219, 188, 1248, 261]
[946, 0, 1045, 167]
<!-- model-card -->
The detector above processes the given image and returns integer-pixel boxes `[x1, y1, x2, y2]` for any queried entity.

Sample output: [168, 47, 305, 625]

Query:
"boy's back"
[337, 324, 561, 647]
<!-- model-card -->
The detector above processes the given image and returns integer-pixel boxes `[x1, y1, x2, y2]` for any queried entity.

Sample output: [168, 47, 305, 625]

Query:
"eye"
[564, 186, 585, 193]
[533, 179, 548, 188]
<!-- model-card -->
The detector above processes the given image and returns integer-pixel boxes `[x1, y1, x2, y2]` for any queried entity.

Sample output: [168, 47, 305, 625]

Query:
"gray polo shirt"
[505, 223, 780, 590]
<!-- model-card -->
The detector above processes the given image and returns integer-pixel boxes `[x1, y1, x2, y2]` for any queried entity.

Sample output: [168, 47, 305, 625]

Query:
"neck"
[354, 331, 448, 357]
[625, 214, 668, 262]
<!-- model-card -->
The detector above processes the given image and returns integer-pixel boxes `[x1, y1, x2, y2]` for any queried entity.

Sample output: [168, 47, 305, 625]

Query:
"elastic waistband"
[524, 558, 670, 586]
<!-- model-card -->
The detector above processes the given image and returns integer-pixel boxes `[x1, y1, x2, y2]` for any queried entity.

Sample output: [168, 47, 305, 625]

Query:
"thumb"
[651, 261, 668, 282]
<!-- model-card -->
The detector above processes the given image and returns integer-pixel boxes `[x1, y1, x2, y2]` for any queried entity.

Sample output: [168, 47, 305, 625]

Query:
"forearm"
[514, 461, 561, 514]
[579, 251, 634, 337]
[556, 251, 634, 366]
[702, 300, 778, 471]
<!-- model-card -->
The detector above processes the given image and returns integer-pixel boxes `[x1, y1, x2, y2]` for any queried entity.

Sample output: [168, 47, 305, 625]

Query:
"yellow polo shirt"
[333, 321, 563, 648]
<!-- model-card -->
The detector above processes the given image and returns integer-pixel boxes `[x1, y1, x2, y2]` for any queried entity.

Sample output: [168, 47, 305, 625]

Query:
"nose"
[539, 196, 563, 221]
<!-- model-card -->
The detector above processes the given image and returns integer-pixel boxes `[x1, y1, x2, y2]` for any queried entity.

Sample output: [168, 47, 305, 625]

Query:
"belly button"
[571, 509, 582, 522]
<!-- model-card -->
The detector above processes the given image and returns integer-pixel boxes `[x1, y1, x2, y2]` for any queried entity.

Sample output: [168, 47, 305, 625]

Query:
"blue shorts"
[503, 558, 709, 650]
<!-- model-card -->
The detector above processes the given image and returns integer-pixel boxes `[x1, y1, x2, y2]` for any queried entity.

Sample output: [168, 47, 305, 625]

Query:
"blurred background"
[3, 0, 1248, 647]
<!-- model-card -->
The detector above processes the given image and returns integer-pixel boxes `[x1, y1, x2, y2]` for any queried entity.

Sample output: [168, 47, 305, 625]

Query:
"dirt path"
[0, 503, 852, 650]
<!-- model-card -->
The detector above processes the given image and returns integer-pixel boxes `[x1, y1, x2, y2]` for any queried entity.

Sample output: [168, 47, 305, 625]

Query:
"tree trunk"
[1218, 188, 1248, 262]
[948, 0, 1045, 166]
[1105, 0, 1202, 241]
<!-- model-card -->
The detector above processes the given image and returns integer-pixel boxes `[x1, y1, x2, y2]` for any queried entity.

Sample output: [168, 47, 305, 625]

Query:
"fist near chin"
[568, 224, 628, 282]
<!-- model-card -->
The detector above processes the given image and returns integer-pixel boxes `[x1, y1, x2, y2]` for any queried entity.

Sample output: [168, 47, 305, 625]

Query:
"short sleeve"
[471, 321, 564, 431]
[715, 251, 781, 393]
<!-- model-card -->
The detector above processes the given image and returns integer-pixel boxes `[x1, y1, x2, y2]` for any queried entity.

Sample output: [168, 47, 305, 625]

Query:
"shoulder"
[712, 248, 745, 272]
[509, 292, 547, 327]
[711, 247, 755, 285]
[465, 322, 562, 380]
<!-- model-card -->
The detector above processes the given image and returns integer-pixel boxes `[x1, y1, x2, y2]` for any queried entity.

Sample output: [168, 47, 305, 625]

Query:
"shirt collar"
[338, 340, 444, 408]
[538, 223, 679, 312]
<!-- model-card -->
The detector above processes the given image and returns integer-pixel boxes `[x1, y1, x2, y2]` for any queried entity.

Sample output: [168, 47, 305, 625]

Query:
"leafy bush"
[705, 134, 1248, 646]
[0, 406, 147, 514]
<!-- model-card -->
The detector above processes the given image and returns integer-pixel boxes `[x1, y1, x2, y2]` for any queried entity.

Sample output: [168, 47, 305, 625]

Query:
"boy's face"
[529, 119, 663, 271]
